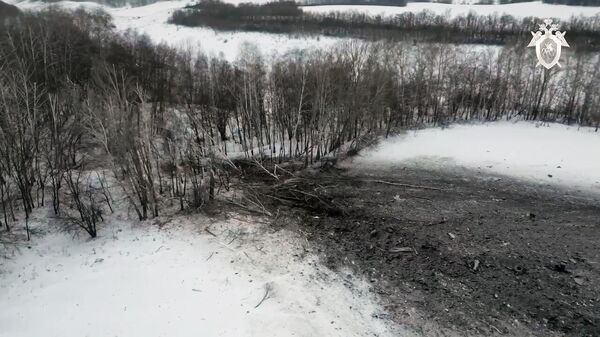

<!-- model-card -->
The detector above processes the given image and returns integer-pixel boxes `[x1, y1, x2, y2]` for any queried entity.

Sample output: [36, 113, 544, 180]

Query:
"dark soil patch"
[251, 164, 600, 336]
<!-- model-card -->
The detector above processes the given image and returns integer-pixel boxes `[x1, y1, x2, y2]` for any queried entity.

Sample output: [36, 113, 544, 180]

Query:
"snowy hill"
[0, 0, 20, 17]
[10, 0, 344, 60]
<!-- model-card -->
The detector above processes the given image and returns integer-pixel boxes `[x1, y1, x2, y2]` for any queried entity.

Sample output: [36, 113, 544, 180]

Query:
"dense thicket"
[302, 0, 408, 6]
[170, 1, 600, 50]
[0, 8, 599, 239]
[499, 0, 536, 3]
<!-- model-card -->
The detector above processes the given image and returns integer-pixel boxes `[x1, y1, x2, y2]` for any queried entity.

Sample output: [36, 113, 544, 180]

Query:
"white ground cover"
[0, 212, 401, 336]
[11, 0, 600, 61]
[351, 121, 600, 194]
[10, 0, 345, 61]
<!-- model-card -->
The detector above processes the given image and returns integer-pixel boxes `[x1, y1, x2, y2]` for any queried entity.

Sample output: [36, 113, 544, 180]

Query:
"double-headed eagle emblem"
[528, 19, 569, 69]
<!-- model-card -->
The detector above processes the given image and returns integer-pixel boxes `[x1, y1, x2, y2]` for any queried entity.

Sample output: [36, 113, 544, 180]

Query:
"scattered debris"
[366, 179, 444, 191]
[447, 233, 456, 240]
[548, 263, 571, 274]
[205, 228, 218, 237]
[512, 265, 526, 275]
[389, 247, 413, 253]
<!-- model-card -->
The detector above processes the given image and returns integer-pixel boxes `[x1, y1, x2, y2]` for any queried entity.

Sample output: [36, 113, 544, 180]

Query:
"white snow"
[0, 214, 400, 337]
[303, 1, 600, 20]
[12, 0, 600, 60]
[11, 0, 345, 61]
[352, 121, 600, 194]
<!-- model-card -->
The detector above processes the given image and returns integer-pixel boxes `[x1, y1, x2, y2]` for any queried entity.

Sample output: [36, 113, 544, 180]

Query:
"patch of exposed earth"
[252, 162, 600, 337]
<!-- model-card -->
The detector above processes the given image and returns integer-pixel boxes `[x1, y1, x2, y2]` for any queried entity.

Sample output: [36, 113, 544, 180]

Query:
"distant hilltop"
[0, 0, 20, 18]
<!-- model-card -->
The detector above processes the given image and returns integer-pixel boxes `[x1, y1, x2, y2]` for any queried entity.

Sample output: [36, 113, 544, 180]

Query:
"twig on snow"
[365, 179, 443, 191]
[206, 252, 215, 261]
[204, 227, 218, 237]
[255, 282, 273, 309]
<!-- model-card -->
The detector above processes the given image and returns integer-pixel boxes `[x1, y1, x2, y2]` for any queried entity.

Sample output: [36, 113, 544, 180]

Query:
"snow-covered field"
[0, 214, 400, 337]
[352, 121, 600, 194]
[11, 0, 345, 61]
[10, 0, 600, 60]
[110, 0, 347, 61]
[303, 1, 600, 20]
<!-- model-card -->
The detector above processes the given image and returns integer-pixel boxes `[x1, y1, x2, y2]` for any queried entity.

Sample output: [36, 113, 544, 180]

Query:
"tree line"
[301, 0, 408, 6]
[542, 0, 600, 6]
[170, 1, 600, 51]
[0, 8, 599, 240]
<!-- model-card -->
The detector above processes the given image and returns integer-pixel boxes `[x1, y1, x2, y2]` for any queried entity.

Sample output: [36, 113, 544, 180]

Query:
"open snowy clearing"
[108, 0, 345, 61]
[11, 0, 345, 61]
[303, 1, 600, 20]
[351, 121, 600, 194]
[0, 214, 400, 337]
[11, 0, 600, 61]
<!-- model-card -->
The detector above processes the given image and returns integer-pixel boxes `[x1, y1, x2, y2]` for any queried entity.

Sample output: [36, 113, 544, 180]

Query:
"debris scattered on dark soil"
[245, 163, 600, 337]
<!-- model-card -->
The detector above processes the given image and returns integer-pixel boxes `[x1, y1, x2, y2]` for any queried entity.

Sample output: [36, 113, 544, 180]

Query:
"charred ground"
[236, 159, 600, 336]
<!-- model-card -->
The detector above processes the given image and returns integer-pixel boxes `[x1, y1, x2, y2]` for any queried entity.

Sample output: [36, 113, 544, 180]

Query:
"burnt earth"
[270, 164, 600, 337]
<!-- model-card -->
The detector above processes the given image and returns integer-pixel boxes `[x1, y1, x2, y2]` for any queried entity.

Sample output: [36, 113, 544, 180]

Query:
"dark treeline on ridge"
[0, 0, 20, 19]
[300, 0, 599, 6]
[542, 0, 600, 5]
[302, 0, 409, 6]
[39, 0, 163, 7]
[170, 1, 600, 51]
[0, 8, 599, 238]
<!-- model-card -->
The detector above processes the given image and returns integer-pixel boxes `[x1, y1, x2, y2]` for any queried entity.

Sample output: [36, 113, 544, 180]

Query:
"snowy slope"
[12, 0, 600, 61]
[352, 121, 600, 194]
[303, 1, 600, 20]
[0, 215, 401, 337]
[11, 0, 345, 61]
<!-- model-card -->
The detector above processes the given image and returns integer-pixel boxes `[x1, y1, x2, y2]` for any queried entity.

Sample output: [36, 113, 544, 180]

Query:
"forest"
[170, 1, 600, 50]
[542, 0, 600, 5]
[300, 0, 599, 6]
[0, 7, 599, 240]
[302, 0, 409, 6]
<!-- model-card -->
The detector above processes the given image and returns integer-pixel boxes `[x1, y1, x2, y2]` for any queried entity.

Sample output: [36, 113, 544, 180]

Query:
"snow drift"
[353, 121, 600, 194]
[0, 215, 400, 337]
